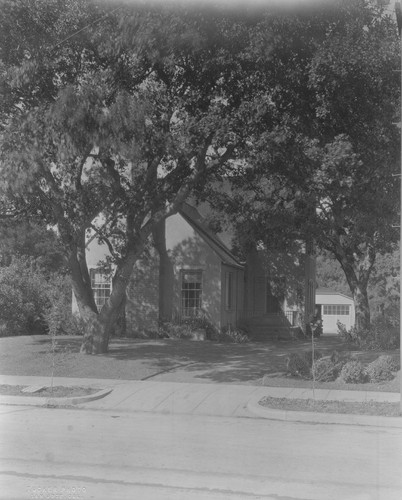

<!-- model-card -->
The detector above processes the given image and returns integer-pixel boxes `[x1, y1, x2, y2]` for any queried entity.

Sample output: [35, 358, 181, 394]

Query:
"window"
[181, 270, 202, 318]
[225, 272, 234, 310]
[323, 304, 350, 316]
[90, 269, 112, 310]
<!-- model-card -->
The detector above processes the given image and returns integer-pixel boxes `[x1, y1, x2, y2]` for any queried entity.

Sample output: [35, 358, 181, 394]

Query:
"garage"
[315, 287, 355, 334]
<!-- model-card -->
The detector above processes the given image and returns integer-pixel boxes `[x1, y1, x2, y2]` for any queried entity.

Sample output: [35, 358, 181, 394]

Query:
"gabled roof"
[316, 287, 353, 300]
[179, 203, 244, 269]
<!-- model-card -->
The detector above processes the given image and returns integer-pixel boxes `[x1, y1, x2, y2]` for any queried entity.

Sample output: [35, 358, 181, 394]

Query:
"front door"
[253, 276, 282, 315]
[266, 279, 282, 314]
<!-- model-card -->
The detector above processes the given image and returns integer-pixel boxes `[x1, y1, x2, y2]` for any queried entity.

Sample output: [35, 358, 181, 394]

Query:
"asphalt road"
[0, 405, 401, 500]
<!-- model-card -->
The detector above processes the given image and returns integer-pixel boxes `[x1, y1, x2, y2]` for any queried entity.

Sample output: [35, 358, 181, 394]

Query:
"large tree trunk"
[77, 272, 128, 354]
[352, 284, 371, 331]
[153, 220, 174, 323]
[335, 244, 375, 332]
[70, 234, 146, 354]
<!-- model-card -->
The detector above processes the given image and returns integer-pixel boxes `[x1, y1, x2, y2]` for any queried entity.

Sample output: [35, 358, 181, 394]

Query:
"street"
[0, 405, 401, 500]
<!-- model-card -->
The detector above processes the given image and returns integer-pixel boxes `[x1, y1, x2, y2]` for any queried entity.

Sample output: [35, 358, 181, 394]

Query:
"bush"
[285, 350, 322, 378]
[286, 353, 311, 378]
[0, 257, 82, 337]
[44, 275, 84, 336]
[159, 316, 216, 340]
[0, 258, 50, 336]
[339, 360, 367, 384]
[159, 322, 193, 339]
[338, 320, 399, 350]
[219, 327, 250, 343]
[312, 357, 341, 382]
[365, 355, 398, 383]
[303, 349, 323, 366]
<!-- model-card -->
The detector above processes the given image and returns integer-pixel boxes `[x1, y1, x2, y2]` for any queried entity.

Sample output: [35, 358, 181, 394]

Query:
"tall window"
[90, 269, 111, 310]
[181, 270, 202, 318]
[225, 272, 234, 310]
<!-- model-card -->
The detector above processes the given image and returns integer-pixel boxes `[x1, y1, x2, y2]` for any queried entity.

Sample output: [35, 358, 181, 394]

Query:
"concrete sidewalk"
[0, 374, 401, 427]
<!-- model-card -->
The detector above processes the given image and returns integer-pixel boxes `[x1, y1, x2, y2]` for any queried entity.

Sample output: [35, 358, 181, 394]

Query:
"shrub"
[285, 349, 323, 379]
[339, 360, 367, 384]
[312, 357, 341, 382]
[0, 258, 50, 336]
[219, 327, 250, 343]
[338, 320, 399, 350]
[43, 275, 84, 336]
[365, 355, 398, 383]
[159, 322, 193, 339]
[158, 316, 216, 340]
[286, 353, 311, 378]
[303, 349, 323, 366]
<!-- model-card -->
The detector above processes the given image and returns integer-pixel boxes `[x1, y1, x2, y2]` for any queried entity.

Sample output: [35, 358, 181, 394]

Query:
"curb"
[0, 387, 113, 408]
[247, 395, 402, 428]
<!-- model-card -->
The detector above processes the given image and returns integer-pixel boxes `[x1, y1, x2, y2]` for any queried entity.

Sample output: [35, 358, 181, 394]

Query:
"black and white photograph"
[0, 0, 401, 498]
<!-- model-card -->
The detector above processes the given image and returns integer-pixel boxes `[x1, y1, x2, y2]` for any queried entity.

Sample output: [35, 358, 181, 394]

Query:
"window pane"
[90, 269, 112, 310]
[323, 304, 349, 315]
[181, 270, 202, 317]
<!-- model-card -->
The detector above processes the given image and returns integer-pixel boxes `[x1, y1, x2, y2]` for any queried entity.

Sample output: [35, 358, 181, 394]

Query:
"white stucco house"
[72, 203, 316, 340]
[315, 287, 355, 334]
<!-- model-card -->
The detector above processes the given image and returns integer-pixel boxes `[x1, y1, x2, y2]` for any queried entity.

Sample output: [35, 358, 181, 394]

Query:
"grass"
[259, 396, 402, 418]
[0, 333, 399, 392]
[0, 384, 97, 398]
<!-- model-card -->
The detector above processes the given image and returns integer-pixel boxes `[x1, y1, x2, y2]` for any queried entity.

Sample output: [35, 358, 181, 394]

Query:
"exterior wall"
[126, 213, 224, 334]
[220, 264, 244, 330]
[316, 293, 355, 334]
[243, 247, 306, 320]
[126, 247, 160, 334]
[168, 218, 222, 330]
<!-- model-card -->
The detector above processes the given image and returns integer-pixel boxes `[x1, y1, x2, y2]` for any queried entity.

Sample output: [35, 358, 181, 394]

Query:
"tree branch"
[89, 223, 121, 262]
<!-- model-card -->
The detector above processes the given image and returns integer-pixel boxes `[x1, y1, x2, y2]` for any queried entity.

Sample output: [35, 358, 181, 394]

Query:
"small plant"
[365, 355, 398, 383]
[158, 316, 216, 340]
[219, 326, 250, 343]
[339, 360, 367, 384]
[305, 318, 323, 338]
[158, 322, 193, 339]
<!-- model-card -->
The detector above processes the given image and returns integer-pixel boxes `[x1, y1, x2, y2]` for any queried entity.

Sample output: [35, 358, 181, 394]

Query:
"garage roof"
[316, 287, 353, 300]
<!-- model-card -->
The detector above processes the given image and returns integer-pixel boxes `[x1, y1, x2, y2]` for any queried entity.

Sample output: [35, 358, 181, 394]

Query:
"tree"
[316, 247, 400, 325]
[0, 2, 280, 353]
[316, 250, 349, 295]
[209, 0, 400, 331]
[0, 219, 65, 272]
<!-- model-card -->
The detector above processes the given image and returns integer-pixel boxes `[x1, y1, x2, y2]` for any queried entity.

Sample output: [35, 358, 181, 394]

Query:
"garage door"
[322, 304, 352, 334]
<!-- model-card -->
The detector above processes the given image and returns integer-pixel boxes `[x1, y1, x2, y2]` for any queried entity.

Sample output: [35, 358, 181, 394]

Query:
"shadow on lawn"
[30, 334, 379, 384]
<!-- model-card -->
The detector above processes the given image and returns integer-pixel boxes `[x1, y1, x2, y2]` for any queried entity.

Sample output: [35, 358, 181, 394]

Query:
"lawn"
[259, 397, 401, 417]
[0, 334, 399, 392]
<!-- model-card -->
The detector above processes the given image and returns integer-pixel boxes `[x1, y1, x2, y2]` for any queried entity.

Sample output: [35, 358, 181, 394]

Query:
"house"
[315, 287, 355, 334]
[73, 203, 316, 340]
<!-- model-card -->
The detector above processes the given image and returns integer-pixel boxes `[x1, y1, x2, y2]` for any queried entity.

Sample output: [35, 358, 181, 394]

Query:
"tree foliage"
[0, 1, 284, 353]
[209, 0, 400, 329]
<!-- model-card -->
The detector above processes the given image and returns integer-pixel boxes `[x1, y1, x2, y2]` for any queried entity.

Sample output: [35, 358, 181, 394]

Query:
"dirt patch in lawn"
[0, 384, 98, 398]
[259, 396, 402, 418]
